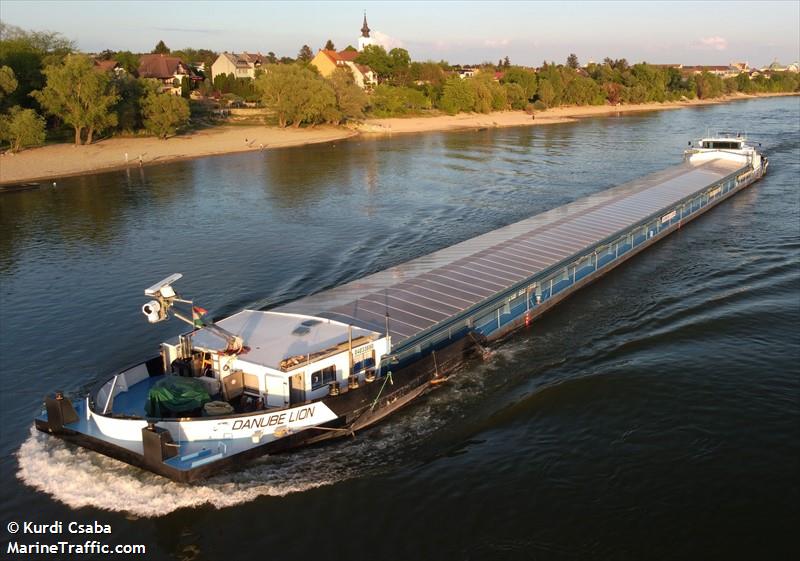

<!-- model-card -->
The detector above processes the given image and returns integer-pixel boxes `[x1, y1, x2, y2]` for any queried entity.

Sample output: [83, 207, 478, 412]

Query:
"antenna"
[141, 274, 244, 353]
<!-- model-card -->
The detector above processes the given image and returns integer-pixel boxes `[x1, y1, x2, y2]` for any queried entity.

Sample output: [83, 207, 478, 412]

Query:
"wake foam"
[17, 427, 346, 517]
[16, 392, 456, 518]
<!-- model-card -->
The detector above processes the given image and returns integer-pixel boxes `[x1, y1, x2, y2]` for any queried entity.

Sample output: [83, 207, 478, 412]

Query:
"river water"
[1, 97, 798, 560]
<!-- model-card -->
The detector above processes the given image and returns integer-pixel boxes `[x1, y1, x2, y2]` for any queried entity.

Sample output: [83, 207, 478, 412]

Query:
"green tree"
[470, 78, 493, 113]
[0, 66, 18, 104]
[439, 77, 475, 114]
[410, 61, 446, 86]
[389, 48, 411, 72]
[537, 79, 555, 107]
[503, 82, 527, 109]
[537, 63, 565, 105]
[114, 75, 145, 132]
[500, 66, 537, 100]
[142, 86, 190, 138]
[733, 72, 753, 94]
[0, 23, 74, 110]
[368, 84, 428, 116]
[256, 64, 337, 127]
[180, 76, 191, 98]
[328, 67, 368, 122]
[0, 105, 46, 152]
[152, 40, 170, 54]
[324, 39, 335, 51]
[694, 71, 723, 99]
[114, 51, 140, 74]
[32, 54, 119, 145]
[170, 48, 217, 74]
[356, 45, 393, 81]
[566, 53, 579, 69]
[297, 44, 314, 62]
[602, 82, 624, 104]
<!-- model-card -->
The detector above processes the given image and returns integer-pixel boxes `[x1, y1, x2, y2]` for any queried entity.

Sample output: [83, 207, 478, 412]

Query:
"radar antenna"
[141, 273, 244, 353]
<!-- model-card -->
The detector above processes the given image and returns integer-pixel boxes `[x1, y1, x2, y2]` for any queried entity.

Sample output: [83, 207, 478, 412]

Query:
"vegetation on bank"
[0, 22, 798, 152]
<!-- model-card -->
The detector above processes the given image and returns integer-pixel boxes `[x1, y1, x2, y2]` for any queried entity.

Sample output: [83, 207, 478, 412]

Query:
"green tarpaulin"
[145, 377, 211, 418]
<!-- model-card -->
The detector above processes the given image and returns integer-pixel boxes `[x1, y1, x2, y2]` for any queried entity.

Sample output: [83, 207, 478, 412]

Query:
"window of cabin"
[353, 356, 375, 373]
[310, 365, 337, 390]
[704, 141, 742, 150]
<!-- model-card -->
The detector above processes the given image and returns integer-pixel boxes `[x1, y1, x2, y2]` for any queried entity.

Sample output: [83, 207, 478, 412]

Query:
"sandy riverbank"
[360, 92, 797, 135]
[0, 125, 356, 185]
[0, 92, 794, 186]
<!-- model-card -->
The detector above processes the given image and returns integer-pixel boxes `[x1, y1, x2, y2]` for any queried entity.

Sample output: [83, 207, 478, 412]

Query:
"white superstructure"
[685, 133, 764, 170]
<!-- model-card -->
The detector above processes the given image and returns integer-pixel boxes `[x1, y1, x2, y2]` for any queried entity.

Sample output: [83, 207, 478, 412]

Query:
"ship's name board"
[231, 405, 317, 431]
[661, 210, 677, 224]
[352, 343, 373, 359]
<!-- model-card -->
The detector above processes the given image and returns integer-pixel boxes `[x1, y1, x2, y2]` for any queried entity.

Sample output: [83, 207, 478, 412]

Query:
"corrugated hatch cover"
[276, 159, 744, 346]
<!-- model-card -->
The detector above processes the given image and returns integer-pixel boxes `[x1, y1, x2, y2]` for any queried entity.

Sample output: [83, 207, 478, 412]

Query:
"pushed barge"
[37, 135, 768, 482]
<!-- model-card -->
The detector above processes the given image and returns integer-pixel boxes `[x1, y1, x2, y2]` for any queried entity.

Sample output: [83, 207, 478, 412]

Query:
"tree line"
[0, 25, 194, 151]
[252, 47, 798, 127]
[1, 22, 798, 151]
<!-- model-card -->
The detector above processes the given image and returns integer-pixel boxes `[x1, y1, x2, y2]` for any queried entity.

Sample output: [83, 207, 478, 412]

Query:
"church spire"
[361, 12, 370, 38]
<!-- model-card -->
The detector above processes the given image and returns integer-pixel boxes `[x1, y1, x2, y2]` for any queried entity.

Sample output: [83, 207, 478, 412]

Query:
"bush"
[532, 100, 547, 111]
[142, 89, 190, 138]
[328, 68, 368, 122]
[255, 65, 337, 127]
[439, 77, 475, 115]
[504, 83, 527, 110]
[369, 84, 429, 117]
[0, 106, 46, 152]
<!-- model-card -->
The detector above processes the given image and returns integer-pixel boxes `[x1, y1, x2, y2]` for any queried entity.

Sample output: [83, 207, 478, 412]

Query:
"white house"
[211, 52, 265, 81]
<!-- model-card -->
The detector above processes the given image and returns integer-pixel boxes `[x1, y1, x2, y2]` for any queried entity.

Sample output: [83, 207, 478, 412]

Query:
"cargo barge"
[36, 134, 768, 482]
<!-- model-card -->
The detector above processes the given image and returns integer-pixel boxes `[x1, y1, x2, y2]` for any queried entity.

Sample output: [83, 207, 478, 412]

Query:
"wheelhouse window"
[702, 141, 742, 150]
[310, 365, 336, 390]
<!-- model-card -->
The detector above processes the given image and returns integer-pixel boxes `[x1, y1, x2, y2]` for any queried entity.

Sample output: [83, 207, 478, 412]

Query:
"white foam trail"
[17, 426, 348, 517]
[16, 396, 454, 518]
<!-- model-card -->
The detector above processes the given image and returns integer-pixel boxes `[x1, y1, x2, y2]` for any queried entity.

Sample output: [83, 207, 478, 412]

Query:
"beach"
[0, 92, 793, 186]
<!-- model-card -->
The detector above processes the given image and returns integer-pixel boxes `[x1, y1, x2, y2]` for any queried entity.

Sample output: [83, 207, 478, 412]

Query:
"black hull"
[33, 333, 478, 483]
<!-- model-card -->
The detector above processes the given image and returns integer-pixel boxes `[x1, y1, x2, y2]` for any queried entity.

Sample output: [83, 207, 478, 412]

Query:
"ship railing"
[391, 164, 748, 361]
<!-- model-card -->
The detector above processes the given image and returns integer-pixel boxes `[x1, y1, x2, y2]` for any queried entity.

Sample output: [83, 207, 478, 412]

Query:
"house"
[310, 49, 376, 89]
[138, 54, 200, 94]
[93, 59, 126, 77]
[730, 61, 749, 73]
[457, 66, 476, 79]
[210, 52, 265, 81]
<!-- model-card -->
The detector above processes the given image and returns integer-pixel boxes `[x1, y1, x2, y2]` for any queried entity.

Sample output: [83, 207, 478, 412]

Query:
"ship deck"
[276, 158, 746, 352]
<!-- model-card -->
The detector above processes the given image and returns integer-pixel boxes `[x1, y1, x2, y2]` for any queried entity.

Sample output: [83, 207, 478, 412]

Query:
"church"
[358, 12, 375, 51]
[310, 13, 378, 89]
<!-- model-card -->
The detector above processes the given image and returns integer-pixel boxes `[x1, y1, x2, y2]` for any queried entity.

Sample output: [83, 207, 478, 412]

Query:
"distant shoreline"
[0, 92, 795, 187]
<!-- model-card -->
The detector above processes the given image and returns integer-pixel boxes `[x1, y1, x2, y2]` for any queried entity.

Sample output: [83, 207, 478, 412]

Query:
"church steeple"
[361, 12, 370, 38]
